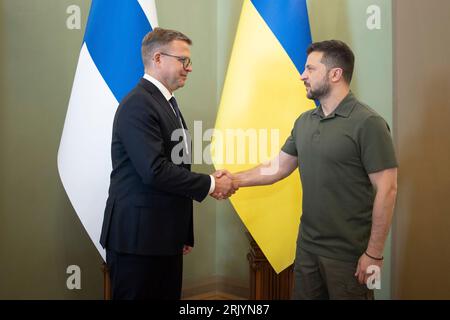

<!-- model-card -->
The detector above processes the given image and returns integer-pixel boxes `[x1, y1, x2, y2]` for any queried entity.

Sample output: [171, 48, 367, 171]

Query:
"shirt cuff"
[208, 175, 215, 195]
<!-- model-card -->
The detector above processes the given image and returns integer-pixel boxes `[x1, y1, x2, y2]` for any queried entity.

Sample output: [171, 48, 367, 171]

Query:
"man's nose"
[300, 71, 307, 81]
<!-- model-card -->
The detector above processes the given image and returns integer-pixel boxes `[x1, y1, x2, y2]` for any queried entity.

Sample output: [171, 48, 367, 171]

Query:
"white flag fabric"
[58, 0, 158, 260]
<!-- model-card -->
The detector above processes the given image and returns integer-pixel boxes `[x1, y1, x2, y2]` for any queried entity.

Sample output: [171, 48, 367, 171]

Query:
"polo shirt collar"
[312, 91, 357, 119]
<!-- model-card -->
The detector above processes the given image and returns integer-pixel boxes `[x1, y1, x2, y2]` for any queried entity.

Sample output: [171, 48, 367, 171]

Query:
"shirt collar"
[312, 91, 357, 119]
[143, 74, 173, 102]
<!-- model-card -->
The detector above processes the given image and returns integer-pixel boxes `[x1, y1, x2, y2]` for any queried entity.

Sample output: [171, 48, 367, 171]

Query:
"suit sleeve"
[117, 94, 211, 202]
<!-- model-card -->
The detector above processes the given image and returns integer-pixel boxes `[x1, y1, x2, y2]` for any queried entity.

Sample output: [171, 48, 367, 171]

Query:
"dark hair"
[306, 40, 355, 83]
[141, 27, 192, 65]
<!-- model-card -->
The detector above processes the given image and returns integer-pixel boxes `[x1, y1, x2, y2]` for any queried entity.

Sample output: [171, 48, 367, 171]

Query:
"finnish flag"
[57, 0, 158, 260]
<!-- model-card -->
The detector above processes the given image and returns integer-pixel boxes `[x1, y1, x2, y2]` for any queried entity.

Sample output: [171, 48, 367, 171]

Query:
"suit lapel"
[138, 78, 191, 159]
[138, 78, 180, 129]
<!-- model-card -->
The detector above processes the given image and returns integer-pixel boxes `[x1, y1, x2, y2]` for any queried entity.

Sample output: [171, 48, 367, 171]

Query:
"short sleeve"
[281, 124, 298, 157]
[359, 115, 398, 173]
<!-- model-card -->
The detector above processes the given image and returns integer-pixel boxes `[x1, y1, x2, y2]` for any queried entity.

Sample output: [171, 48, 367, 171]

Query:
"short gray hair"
[141, 27, 192, 66]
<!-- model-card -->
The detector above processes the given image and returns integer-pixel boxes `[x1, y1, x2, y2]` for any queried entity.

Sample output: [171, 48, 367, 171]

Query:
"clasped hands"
[210, 169, 238, 200]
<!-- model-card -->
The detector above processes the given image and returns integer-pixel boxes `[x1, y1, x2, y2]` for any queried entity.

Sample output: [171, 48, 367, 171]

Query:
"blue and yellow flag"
[212, 0, 314, 273]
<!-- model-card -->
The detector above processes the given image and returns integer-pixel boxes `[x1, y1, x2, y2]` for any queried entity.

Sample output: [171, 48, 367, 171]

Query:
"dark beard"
[306, 80, 330, 100]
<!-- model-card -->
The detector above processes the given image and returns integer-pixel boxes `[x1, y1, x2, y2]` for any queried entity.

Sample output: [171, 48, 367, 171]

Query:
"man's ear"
[153, 51, 161, 65]
[329, 68, 344, 82]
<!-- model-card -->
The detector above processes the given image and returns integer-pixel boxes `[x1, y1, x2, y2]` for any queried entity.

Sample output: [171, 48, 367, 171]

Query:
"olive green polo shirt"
[282, 92, 398, 262]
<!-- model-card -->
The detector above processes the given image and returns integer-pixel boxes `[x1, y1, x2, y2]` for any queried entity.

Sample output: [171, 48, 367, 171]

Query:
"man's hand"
[183, 245, 193, 255]
[355, 252, 383, 285]
[214, 169, 234, 180]
[211, 169, 238, 200]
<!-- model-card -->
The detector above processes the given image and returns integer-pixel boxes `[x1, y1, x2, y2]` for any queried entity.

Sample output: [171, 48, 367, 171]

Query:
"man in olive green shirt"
[216, 40, 398, 299]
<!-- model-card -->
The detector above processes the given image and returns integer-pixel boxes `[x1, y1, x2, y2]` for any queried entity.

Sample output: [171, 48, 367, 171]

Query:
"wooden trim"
[102, 263, 111, 300]
[246, 232, 294, 300]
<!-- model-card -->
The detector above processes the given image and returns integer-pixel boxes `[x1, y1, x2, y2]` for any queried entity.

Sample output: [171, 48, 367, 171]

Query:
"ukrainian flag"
[212, 0, 313, 273]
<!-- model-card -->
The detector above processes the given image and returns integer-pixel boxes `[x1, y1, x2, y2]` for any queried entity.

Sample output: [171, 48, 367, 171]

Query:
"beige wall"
[393, 0, 450, 299]
[0, 0, 104, 299]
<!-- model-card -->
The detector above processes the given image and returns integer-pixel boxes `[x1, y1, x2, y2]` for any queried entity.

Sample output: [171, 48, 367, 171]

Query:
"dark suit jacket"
[100, 78, 211, 256]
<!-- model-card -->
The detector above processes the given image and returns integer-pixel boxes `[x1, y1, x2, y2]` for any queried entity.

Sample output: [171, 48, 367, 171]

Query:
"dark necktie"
[169, 96, 189, 156]
[169, 96, 181, 119]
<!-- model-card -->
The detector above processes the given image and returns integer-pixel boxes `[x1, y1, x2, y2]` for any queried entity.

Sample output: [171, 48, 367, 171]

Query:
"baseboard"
[182, 275, 249, 300]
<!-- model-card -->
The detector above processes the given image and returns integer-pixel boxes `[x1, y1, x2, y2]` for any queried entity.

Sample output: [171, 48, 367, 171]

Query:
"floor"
[183, 291, 247, 300]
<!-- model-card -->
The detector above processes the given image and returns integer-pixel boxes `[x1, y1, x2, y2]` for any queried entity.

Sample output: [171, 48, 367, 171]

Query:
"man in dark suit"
[100, 27, 236, 300]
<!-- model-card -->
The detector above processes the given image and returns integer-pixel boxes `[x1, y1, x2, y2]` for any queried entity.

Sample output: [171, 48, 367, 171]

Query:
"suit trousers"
[106, 249, 183, 300]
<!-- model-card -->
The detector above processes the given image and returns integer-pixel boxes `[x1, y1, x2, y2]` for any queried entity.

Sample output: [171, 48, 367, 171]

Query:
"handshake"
[210, 170, 238, 200]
